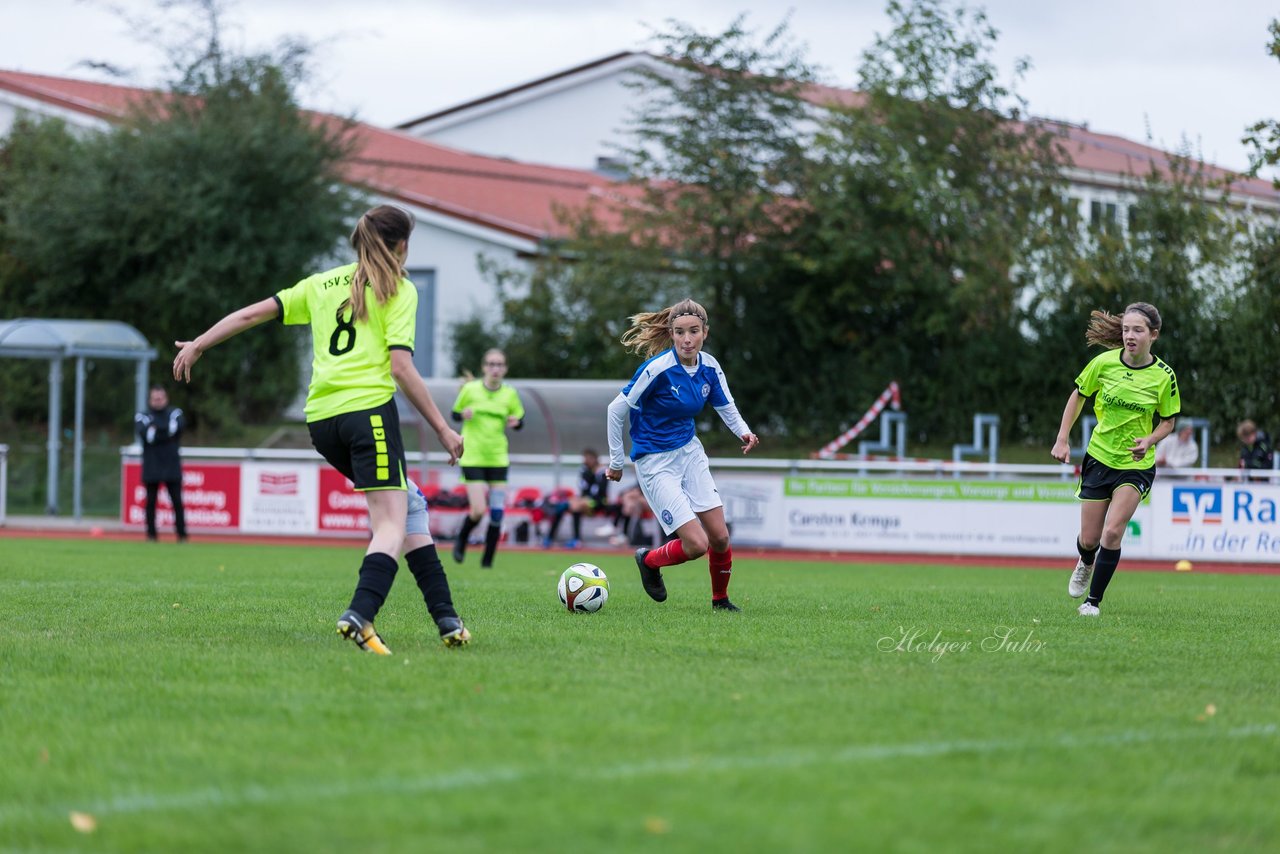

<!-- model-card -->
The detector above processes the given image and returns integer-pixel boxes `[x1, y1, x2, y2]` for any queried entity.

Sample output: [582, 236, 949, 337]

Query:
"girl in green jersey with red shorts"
[1050, 302, 1180, 617]
[174, 205, 467, 653]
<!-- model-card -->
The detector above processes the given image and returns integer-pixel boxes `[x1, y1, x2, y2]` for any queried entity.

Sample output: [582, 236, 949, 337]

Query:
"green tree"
[1028, 152, 1251, 442]
[0, 2, 360, 431]
[467, 14, 818, 406]
[458, 220, 678, 381]
[797, 0, 1074, 440]
[1244, 18, 1280, 181]
[1220, 228, 1280, 434]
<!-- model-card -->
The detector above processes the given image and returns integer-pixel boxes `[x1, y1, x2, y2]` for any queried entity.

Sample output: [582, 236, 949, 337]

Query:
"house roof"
[396, 51, 1279, 206]
[396, 51, 638, 130]
[0, 69, 624, 241]
[792, 73, 1278, 204]
[4, 63, 1276, 241]
[1050, 122, 1278, 202]
[0, 69, 150, 121]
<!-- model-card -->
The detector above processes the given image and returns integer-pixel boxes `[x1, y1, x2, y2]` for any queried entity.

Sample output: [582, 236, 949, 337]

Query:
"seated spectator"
[1238, 420, 1274, 474]
[610, 477, 651, 547]
[545, 449, 610, 549]
[1155, 420, 1199, 468]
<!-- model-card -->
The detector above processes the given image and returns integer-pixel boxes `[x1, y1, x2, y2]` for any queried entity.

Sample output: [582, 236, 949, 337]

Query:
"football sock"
[709, 546, 732, 600]
[644, 539, 688, 569]
[1085, 545, 1121, 606]
[348, 551, 399, 621]
[456, 515, 480, 551]
[571, 512, 582, 540]
[405, 544, 457, 622]
[481, 524, 501, 566]
[1076, 538, 1100, 566]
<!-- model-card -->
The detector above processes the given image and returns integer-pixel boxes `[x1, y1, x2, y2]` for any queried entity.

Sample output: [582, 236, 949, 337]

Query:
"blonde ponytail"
[345, 205, 414, 322]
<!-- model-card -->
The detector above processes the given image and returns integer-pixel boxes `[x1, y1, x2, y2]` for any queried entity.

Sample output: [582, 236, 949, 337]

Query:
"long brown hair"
[620, 298, 709, 358]
[345, 205, 414, 322]
[1085, 302, 1162, 349]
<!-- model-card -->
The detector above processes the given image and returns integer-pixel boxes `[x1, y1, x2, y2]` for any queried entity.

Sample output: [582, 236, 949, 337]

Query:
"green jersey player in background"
[1050, 302, 1180, 617]
[450, 349, 525, 568]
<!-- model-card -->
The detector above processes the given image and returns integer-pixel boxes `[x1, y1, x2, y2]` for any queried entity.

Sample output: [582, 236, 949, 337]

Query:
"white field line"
[3, 723, 1274, 826]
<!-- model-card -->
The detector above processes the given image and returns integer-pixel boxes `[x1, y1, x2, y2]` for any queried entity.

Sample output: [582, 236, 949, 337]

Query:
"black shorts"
[461, 466, 508, 483]
[1077, 453, 1155, 501]
[309, 399, 406, 491]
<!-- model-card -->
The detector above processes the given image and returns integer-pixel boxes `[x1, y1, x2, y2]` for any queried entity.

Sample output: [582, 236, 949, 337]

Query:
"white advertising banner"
[778, 476, 1156, 559]
[239, 461, 320, 535]
[1151, 480, 1280, 562]
[716, 473, 785, 546]
[119, 452, 1277, 563]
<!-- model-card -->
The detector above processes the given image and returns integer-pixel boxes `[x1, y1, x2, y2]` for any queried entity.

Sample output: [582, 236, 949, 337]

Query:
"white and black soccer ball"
[557, 563, 609, 613]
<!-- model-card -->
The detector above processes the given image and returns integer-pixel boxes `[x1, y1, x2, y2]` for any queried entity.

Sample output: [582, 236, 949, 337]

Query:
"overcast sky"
[4, 0, 1277, 175]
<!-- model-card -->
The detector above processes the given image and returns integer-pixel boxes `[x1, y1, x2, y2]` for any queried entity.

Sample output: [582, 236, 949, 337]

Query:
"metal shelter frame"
[0, 319, 156, 519]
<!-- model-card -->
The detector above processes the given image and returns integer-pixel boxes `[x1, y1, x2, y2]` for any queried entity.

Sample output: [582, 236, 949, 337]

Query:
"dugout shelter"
[0, 318, 156, 519]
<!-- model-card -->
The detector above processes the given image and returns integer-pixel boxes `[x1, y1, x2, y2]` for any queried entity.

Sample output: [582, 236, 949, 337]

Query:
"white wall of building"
[406, 55, 673, 172]
[400, 204, 538, 378]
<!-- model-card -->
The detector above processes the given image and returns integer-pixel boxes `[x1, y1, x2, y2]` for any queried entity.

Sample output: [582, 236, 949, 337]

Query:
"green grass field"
[2, 537, 1277, 852]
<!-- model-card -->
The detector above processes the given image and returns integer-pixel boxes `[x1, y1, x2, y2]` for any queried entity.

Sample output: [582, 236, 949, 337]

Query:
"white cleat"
[1078, 602, 1100, 617]
[1068, 559, 1093, 598]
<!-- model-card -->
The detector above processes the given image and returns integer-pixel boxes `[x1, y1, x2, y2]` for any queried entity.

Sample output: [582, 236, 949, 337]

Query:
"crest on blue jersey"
[700, 383, 710, 399]
[661, 509, 674, 526]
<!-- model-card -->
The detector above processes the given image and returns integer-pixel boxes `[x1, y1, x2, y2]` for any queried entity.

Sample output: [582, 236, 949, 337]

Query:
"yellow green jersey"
[453, 380, 524, 468]
[1075, 348, 1180, 470]
[274, 262, 417, 422]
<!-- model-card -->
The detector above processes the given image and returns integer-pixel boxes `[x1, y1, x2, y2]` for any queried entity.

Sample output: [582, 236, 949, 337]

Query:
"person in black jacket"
[1237, 419, 1274, 478]
[135, 385, 187, 541]
[544, 448, 611, 549]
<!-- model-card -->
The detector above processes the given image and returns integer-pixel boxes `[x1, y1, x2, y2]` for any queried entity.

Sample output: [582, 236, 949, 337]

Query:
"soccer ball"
[558, 563, 609, 613]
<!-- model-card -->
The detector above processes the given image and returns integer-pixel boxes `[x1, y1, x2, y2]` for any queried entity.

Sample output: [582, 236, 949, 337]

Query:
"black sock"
[1077, 538, 1100, 567]
[456, 515, 480, 551]
[1086, 546, 1121, 606]
[548, 510, 565, 542]
[348, 552, 399, 621]
[481, 524, 501, 566]
[571, 512, 582, 540]
[405, 544, 457, 623]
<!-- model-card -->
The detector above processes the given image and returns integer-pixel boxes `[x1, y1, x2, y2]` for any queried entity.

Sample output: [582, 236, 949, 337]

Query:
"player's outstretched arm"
[173, 298, 279, 382]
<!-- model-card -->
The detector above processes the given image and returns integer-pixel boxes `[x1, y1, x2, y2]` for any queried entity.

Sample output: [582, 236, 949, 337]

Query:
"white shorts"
[634, 437, 722, 535]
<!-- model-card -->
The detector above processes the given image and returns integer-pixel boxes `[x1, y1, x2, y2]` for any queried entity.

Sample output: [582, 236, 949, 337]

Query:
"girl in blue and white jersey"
[605, 298, 759, 611]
